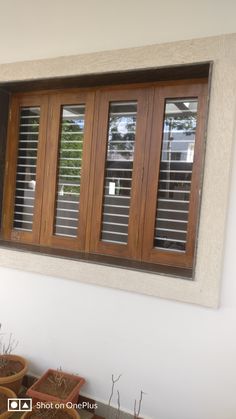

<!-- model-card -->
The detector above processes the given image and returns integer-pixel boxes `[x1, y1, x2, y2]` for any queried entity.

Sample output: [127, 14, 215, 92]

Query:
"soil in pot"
[0, 360, 23, 378]
[25, 408, 71, 418]
[0, 386, 17, 418]
[35, 371, 79, 399]
[0, 392, 7, 415]
[0, 355, 28, 394]
[22, 406, 79, 418]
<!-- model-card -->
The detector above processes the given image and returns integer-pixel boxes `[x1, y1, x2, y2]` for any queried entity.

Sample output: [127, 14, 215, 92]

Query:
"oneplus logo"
[8, 398, 32, 412]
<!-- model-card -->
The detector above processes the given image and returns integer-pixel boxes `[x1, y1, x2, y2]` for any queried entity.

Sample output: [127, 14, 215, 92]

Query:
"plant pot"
[27, 369, 85, 405]
[0, 386, 17, 418]
[0, 355, 28, 395]
[21, 405, 80, 418]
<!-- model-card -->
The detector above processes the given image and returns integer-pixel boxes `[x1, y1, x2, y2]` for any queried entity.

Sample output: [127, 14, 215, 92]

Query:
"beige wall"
[0, 33, 236, 309]
[0, 0, 236, 64]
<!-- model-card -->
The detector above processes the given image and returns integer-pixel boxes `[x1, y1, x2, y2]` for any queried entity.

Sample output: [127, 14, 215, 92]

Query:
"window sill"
[0, 240, 192, 280]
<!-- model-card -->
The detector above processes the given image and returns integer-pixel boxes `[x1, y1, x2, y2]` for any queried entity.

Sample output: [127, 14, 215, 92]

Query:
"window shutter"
[40, 92, 95, 250]
[90, 89, 149, 259]
[154, 98, 198, 253]
[142, 83, 208, 268]
[2, 95, 48, 244]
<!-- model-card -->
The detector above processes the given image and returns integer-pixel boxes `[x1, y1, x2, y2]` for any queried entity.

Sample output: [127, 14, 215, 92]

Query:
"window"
[1, 80, 208, 274]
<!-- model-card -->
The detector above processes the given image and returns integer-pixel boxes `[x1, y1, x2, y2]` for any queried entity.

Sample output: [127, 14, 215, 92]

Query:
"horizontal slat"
[58, 182, 80, 187]
[103, 221, 128, 227]
[158, 199, 189, 203]
[157, 208, 188, 213]
[15, 195, 34, 200]
[56, 208, 78, 213]
[156, 227, 187, 233]
[159, 180, 191, 183]
[109, 112, 136, 116]
[160, 170, 192, 173]
[18, 156, 37, 160]
[106, 159, 133, 162]
[106, 168, 133, 172]
[15, 188, 34, 192]
[162, 150, 192, 153]
[54, 224, 77, 230]
[108, 150, 134, 153]
[20, 115, 40, 119]
[155, 237, 186, 243]
[20, 132, 39, 135]
[102, 239, 126, 245]
[14, 211, 33, 216]
[59, 175, 81, 179]
[103, 204, 129, 209]
[14, 226, 32, 231]
[103, 212, 128, 217]
[104, 195, 130, 199]
[155, 246, 185, 253]
[158, 189, 190, 193]
[59, 157, 82, 161]
[14, 219, 32, 224]
[107, 140, 135, 143]
[55, 216, 78, 221]
[157, 218, 187, 223]
[160, 160, 192, 163]
[55, 232, 77, 238]
[60, 133, 83, 136]
[102, 230, 128, 236]
[162, 139, 194, 143]
[14, 203, 34, 208]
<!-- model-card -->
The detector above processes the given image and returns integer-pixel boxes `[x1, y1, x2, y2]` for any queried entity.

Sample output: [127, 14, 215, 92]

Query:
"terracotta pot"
[0, 386, 17, 419]
[27, 369, 85, 404]
[0, 355, 28, 395]
[21, 405, 80, 418]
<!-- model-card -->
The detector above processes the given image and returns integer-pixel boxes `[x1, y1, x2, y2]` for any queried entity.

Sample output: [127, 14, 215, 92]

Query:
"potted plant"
[27, 369, 85, 405]
[0, 386, 17, 418]
[21, 405, 80, 418]
[0, 325, 28, 394]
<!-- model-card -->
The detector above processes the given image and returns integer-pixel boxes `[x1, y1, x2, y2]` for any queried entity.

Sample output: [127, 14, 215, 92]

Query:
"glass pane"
[13, 107, 40, 231]
[54, 105, 85, 238]
[154, 99, 198, 252]
[101, 101, 137, 245]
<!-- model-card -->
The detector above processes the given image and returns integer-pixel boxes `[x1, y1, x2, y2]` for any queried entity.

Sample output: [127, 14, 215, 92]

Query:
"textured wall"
[0, 0, 236, 64]
[0, 34, 236, 308]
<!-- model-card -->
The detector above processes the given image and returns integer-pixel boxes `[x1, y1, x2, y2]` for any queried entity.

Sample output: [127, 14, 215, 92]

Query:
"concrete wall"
[1, 1, 236, 418]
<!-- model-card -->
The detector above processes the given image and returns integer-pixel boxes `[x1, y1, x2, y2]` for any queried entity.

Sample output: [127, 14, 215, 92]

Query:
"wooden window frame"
[89, 87, 150, 260]
[141, 83, 208, 268]
[1, 79, 208, 274]
[40, 91, 95, 251]
[2, 94, 49, 244]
